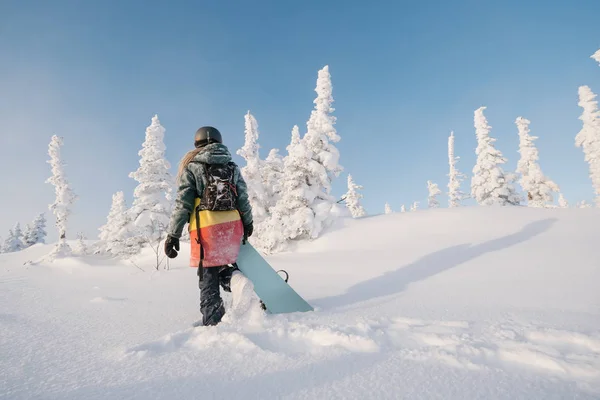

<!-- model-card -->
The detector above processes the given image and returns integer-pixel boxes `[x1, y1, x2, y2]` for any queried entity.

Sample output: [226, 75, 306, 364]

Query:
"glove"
[164, 236, 180, 259]
[244, 222, 253, 239]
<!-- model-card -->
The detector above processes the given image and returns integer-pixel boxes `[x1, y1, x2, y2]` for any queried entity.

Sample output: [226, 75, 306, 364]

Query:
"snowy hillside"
[1, 207, 599, 400]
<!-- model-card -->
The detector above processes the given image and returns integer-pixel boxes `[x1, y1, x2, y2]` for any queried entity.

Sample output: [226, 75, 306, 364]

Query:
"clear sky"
[1, 0, 599, 240]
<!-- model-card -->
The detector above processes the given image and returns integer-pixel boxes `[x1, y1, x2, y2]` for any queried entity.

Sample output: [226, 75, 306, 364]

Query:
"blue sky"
[1, 0, 599, 240]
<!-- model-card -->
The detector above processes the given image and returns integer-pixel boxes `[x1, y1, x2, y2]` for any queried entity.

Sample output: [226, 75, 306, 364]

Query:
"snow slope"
[1, 207, 599, 399]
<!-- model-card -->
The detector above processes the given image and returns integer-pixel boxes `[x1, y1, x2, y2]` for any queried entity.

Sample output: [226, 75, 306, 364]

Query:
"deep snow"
[1, 207, 599, 399]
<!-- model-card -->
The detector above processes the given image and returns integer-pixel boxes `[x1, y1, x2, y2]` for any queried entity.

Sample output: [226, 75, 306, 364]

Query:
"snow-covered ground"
[1, 207, 599, 399]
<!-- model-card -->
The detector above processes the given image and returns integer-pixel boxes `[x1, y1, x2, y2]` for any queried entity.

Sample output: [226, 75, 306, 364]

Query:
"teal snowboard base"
[237, 242, 313, 314]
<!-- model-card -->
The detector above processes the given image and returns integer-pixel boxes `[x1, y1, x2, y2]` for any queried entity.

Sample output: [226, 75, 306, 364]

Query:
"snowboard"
[236, 242, 313, 314]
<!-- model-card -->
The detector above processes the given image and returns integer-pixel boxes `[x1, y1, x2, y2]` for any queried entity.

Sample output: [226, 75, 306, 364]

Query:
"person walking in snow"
[164, 126, 254, 326]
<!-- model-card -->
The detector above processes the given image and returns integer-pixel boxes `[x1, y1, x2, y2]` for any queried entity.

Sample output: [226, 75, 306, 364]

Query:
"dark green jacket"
[168, 143, 253, 238]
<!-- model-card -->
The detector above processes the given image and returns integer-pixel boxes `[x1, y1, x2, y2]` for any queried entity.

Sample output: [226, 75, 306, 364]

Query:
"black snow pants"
[198, 265, 237, 326]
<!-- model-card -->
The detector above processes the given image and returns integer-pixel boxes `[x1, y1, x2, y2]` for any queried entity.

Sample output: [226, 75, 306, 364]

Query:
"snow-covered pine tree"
[261, 148, 284, 211]
[3, 224, 24, 253]
[448, 131, 467, 207]
[578, 200, 593, 208]
[129, 115, 173, 250]
[22, 224, 35, 248]
[400, 204, 406, 213]
[575, 86, 600, 207]
[384, 203, 393, 214]
[98, 191, 136, 256]
[558, 194, 569, 208]
[516, 117, 560, 207]
[302, 65, 343, 236]
[427, 181, 441, 208]
[22, 213, 48, 247]
[471, 107, 521, 206]
[344, 174, 366, 218]
[2, 230, 15, 253]
[32, 213, 47, 244]
[410, 201, 419, 212]
[46, 135, 77, 257]
[73, 232, 88, 256]
[592, 49, 600, 66]
[262, 126, 315, 252]
[237, 111, 268, 224]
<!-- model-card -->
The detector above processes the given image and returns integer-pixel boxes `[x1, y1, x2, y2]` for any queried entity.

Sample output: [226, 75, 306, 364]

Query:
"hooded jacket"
[168, 143, 253, 238]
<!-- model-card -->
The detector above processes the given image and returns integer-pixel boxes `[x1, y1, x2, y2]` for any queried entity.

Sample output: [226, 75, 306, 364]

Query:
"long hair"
[177, 148, 202, 181]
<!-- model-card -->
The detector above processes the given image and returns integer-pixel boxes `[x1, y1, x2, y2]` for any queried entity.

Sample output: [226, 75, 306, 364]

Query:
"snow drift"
[1, 207, 599, 399]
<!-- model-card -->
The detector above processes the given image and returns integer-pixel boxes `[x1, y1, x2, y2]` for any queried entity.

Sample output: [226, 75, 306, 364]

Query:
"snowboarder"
[164, 126, 255, 326]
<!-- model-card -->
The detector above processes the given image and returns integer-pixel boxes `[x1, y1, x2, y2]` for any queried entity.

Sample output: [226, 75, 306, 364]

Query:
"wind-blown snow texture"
[1, 208, 599, 400]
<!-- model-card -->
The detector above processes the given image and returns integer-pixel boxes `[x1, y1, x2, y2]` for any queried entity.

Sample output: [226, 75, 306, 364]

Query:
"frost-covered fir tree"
[578, 200, 593, 208]
[400, 204, 406, 213]
[301, 65, 343, 236]
[46, 135, 77, 257]
[575, 86, 600, 207]
[263, 126, 315, 252]
[448, 131, 467, 207]
[384, 203, 393, 214]
[427, 181, 441, 208]
[237, 111, 268, 224]
[471, 107, 521, 206]
[73, 232, 88, 256]
[410, 201, 419, 212]
[261, 148, 284, 210]
[516, 117, 560, 207]
[344, 174, 366, 218]
[558, 194, 569, 208]
[2, 230, 15, 253]
[592, 49, 600, 66]
[98, 191, 136, 256]
[22, 224, 34, 248]
[3, 224, 24, 253]
[23, 214, 47, 247]
[129, 115, 173, 248]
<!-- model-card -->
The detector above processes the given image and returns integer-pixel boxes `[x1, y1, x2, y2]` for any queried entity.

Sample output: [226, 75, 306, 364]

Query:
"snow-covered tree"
[400, 204, 406, 213]
[516, 117, 560, 207]
[129, 115, 173, 249]
[592, 49, 600, 66]
[261, 148, 285, 210]
[471, 107, 521, 206]
[267, 68, 342, 249]
[22, 214, 47, 247]
[46, 135, 77, 257]
[3, 224, 24, 253]
[259, 126, 313, 252]
[558, 194, 569, 208]
[22, 224, 34, 248]
[427, 181, 441, 208]
[384, 203, 392, 214]
[578, 200, 593, 208]
[237, 111, 268, 224]
[73, 232, 88, 256]
[98, 191, 137, 256]
[448, 131, 467, 207]
[575, 86, 600, 207]
[410, 201, 419, 212]
[344, 174, 366, 218]
[301, 65, 343, 235]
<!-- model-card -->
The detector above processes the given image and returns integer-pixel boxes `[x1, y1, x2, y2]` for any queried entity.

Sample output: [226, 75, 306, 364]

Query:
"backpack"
[198, 162, 238, 211]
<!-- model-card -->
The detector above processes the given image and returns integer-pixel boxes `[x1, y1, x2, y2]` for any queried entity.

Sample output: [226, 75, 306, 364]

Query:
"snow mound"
[1, 207, 599, 399]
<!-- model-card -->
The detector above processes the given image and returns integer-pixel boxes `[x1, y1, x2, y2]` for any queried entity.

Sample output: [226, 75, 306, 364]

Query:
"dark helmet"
[194, 126, 223, 148]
